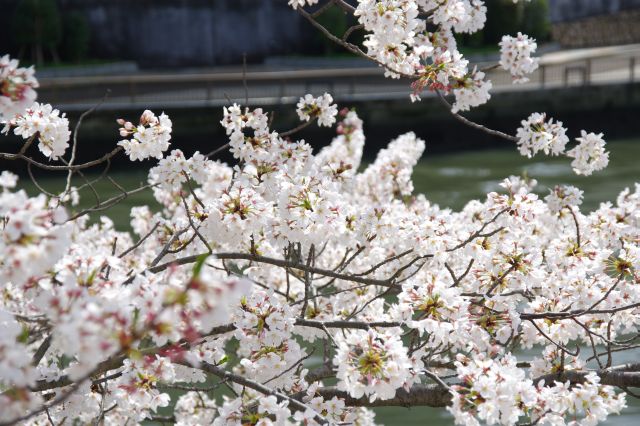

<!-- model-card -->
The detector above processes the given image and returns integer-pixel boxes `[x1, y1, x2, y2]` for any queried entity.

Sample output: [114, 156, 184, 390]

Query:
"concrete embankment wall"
[2, 82, 640, 175]
[549, 0, 640, 47]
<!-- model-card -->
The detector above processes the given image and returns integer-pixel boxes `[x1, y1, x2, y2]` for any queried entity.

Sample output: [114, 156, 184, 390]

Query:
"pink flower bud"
[140, 110, 155, 126]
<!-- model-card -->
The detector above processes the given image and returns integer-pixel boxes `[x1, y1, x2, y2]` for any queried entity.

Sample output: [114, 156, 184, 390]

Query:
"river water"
[412, 138, 639, 212]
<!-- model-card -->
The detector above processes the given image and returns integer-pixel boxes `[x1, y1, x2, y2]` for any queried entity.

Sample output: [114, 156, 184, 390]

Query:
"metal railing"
[37, 44, 640, 111]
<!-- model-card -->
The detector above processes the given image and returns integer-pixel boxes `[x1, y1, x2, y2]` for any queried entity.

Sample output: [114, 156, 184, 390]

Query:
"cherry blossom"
[334, 329, 415, 402]
[0, 170, 17, 190]
[117, 110, 172, 161]
[566, 131, 610, 176]
[499, 32, 539, 83]
[296, 93, 339, 127]
[0, 54, 38, 120]
[516, 112, 569, 157]
[2, 102, 71, 160]
[451, 67, 492, 112]
[545, 184, 584, 214]
[0, 3, 638, 425]
[288, 0, 319, 9]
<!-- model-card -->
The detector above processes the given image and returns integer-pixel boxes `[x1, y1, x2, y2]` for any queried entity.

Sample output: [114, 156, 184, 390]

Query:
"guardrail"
[37, 44, 640, 111]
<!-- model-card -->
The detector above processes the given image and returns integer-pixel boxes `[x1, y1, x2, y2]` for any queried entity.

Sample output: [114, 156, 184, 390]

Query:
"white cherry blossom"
[117, 110, 172, 161]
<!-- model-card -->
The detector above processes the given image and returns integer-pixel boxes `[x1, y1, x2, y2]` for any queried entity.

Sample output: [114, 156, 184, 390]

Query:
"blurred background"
[1, 0, 639, 424]
[1, 0, 639, 67]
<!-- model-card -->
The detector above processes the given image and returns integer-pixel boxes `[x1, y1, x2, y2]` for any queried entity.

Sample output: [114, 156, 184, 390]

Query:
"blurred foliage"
[460, 0, 551, 53]
[11, 0, 62, 65]
[10, 0, 91, 66]
[314, 5, 350, 55]
[521, 0, 551, 43]
[61, 12, 91, 63]
[482, 0, 525, 44]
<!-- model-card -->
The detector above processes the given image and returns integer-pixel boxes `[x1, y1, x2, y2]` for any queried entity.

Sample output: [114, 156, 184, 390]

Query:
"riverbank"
[3, 80, 640, 181]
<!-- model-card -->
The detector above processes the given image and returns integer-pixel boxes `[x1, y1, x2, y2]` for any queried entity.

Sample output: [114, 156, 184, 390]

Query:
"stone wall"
[549, 0, 640, 22]
[551, 9, 640, 47]
[0, 0, 311, 68]
[72, 0, 309, 67]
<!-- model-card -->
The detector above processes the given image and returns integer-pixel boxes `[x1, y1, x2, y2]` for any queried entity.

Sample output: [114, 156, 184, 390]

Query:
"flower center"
[357, 349, 385, 377]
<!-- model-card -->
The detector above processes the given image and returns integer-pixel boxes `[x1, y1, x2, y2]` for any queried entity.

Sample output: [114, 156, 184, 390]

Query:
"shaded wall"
[549, 0, 640, 47]
[0, 0, 310, 67]
[549, 0, 640, 22]
[551, 9, 640, 47]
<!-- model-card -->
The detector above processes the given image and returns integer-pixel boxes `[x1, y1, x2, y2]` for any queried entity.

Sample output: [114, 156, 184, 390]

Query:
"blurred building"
[550, 0, 640, 47]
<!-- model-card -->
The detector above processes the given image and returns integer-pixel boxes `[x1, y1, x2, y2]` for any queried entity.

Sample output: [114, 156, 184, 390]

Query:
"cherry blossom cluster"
[284, 1, 612, 175]
[515, 112, 569, 157]
[567, 130, 610, 176]
[0, 189, 71, 287]
[2, 102, 71, 160]
[334, 329, 417, 402]
[0, 55, 38, 120]
[117, 109, 173, 161]
[544, 184, 583, 214]
[451, 67, 492, 113]
[232, 290, 302, 387]
[499, 32, 539, 83]
[449, 353, 625, 426]
[1, 3, 639, 423]
[0, 57, 74, 161]
[221, 103, 272, 162]
[288, 0, 533, 113]
[296, 93, 339, 127]
[0, 89, 637, 425]
[515, 112, 610, 174]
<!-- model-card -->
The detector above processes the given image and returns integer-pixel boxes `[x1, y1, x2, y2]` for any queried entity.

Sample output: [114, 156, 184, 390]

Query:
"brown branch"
[31, 334, 52, 367]
[528, 319, 580, 357]
[0, 146, 124, 171]
[305, 384, 452, 408]
[354, 249, 414, 277]
[193, 361, 328, 424]
[566, 206, 582, 248]
[280, 116, 318, 138]
[64, 91, 110, 195]
[343, 24, 364, 43]
[205, 142, 230, 158]
[435, 89, 518, 143]
[533, 369, 640, 388]
[118, 222, 160, 258]
[148, 252, 398, 288]
[522, 288, 639, 320]
[66, 182, 156, 222]
[311, 0, 337, 18]
[17, 134, 37, 155]
[331, 0, 356, 14]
